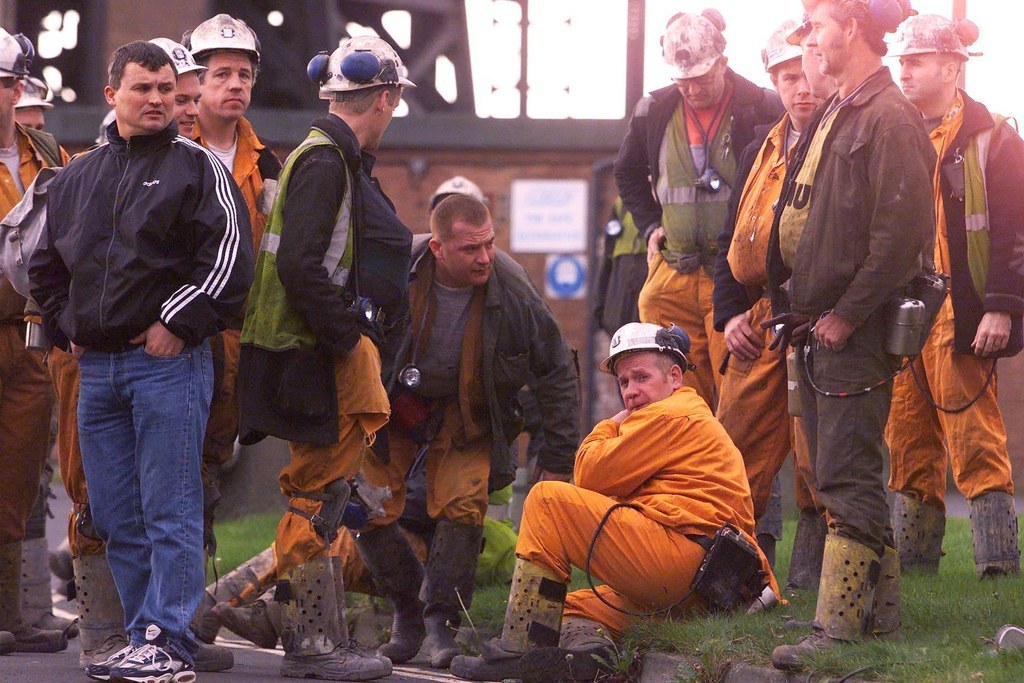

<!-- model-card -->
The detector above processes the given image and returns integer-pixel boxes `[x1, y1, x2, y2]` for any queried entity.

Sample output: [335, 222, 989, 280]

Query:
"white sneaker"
[85, 643, 137, 681]
[108, 625, 196, 683]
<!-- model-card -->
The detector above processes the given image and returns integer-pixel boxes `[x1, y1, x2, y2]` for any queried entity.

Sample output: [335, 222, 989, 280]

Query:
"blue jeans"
[78, 343, 213, 662]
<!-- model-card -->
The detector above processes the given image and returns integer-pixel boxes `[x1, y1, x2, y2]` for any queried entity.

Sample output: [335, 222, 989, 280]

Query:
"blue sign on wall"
[545, 254, 586, 300]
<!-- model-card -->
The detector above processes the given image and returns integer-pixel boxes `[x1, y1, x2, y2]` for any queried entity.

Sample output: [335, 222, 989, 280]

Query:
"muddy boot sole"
[195, 642, 234, 672]
[450, 653, 522, 681]
[280, 649, 392, 681]
[519, 645, 611, 683]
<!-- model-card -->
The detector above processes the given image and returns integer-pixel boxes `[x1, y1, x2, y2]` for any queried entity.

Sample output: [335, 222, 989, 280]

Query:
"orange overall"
[716, 116, 821, 519]
[639, 264, 725, 409]
[362, 273, 492, 530]
[193, 117, 273, 485]
[0, 129, 66, 544]
[886, 99, 1013, 512]
[275, 335, 389, 575]
[516, 388, 778, 637]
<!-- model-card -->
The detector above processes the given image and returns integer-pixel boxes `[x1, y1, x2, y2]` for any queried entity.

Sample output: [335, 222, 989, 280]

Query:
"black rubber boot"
[892, 492, 944, 573]
[0, 541, 66, 654]
[213, 595, 281, 649]
[785, 508, 827, 591]
[355, 523, 426, 664]
[420, 520, 483, 669]
[969, 491, 1020, 578]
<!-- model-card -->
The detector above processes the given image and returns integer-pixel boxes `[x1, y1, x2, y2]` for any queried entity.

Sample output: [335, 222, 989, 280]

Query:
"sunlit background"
[26, 1, 1022, 121]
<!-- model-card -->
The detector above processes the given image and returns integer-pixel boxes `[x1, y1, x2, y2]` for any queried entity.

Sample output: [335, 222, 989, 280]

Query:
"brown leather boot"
[518, 618, 611, 682]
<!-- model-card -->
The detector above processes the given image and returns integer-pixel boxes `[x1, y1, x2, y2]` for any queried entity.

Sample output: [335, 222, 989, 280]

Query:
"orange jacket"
[574, 387, 756, 539]
[728, 115, 790, 290]
[0, 125, 69, 322]
[193, 116, 279, 254]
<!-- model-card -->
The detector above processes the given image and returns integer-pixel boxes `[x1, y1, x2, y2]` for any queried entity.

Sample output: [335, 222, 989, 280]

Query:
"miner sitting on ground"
[450, 322, 779, 682]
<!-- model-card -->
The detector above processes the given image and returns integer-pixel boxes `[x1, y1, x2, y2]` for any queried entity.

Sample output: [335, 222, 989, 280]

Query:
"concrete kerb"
[639, 652, 883, 682]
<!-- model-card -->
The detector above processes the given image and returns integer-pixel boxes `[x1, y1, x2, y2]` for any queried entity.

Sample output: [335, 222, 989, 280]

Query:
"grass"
[206, 512, 278, 583]
[208, 513, 1024, 682]
[623, 517, 1024, 683]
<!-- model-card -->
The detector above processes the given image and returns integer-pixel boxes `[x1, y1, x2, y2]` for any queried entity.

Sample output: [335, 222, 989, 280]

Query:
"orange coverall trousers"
[276, 336, 389, 575]
[0, 324, 52, 544]
[362, 402, 491, 530]
[716, 298, 822, 518]
[886, 300, 1013, 512]
[637, 257, 725, 409]
[517, 481, 707, 638]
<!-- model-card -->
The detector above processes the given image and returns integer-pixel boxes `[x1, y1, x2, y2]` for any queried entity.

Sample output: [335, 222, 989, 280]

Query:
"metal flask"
[24, 320, 49, 350]
[786, 351, 801, 417]
[884, 297, 927, 357]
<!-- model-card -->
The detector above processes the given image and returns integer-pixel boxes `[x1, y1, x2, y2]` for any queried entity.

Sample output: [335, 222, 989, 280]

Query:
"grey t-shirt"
[415, 281, 474, 398]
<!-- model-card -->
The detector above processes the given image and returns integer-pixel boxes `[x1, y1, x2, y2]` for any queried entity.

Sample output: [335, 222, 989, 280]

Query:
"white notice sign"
[510, 179, 588, 254]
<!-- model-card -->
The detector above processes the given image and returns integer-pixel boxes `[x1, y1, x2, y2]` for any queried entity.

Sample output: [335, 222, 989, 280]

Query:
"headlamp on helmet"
[600, 322, 696, 375]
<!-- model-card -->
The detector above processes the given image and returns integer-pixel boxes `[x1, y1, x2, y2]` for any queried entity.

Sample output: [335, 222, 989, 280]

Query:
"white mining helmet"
[16, 76, 52, 110]
[307, 35, 415, 100]
[660, 9, 727, 80]
[149, 38, 207, 76]
[600, 322, 693, 374]
[762, 20, 804, 72]
[183, 14, 260, 66]
[890, 13, 981, 60]
[429, 176, 485, 211]
[0, 28, 34, 78]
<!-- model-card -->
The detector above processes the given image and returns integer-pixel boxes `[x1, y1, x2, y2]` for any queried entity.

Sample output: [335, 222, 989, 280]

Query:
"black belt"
[88, 340, 144, 354]
[686, 534, 714, 552]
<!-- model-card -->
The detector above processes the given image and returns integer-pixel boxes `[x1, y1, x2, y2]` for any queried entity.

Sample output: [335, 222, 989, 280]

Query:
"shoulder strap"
[22, 126, 61, 168]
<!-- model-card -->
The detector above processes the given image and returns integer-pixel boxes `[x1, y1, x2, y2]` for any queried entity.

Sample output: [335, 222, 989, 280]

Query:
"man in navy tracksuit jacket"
[30, 41, 252, 681]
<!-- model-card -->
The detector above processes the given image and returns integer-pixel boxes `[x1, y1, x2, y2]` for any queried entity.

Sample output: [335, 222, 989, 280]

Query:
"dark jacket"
[712, 121, 775, 331]
[238, 114, 412, 445]
[940, 91, 1024, 355]
[397, 235, 580, 491]
[30, 121, 253, 351]
[767, 68, 935, 328]
[613, 69, 784, 235]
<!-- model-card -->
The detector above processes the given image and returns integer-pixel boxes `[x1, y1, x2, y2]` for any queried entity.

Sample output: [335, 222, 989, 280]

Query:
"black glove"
[761, 312, 812, 351]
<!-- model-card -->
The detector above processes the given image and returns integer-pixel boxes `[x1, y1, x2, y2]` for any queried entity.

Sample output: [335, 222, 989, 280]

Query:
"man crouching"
[451, 322, 779, 681]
